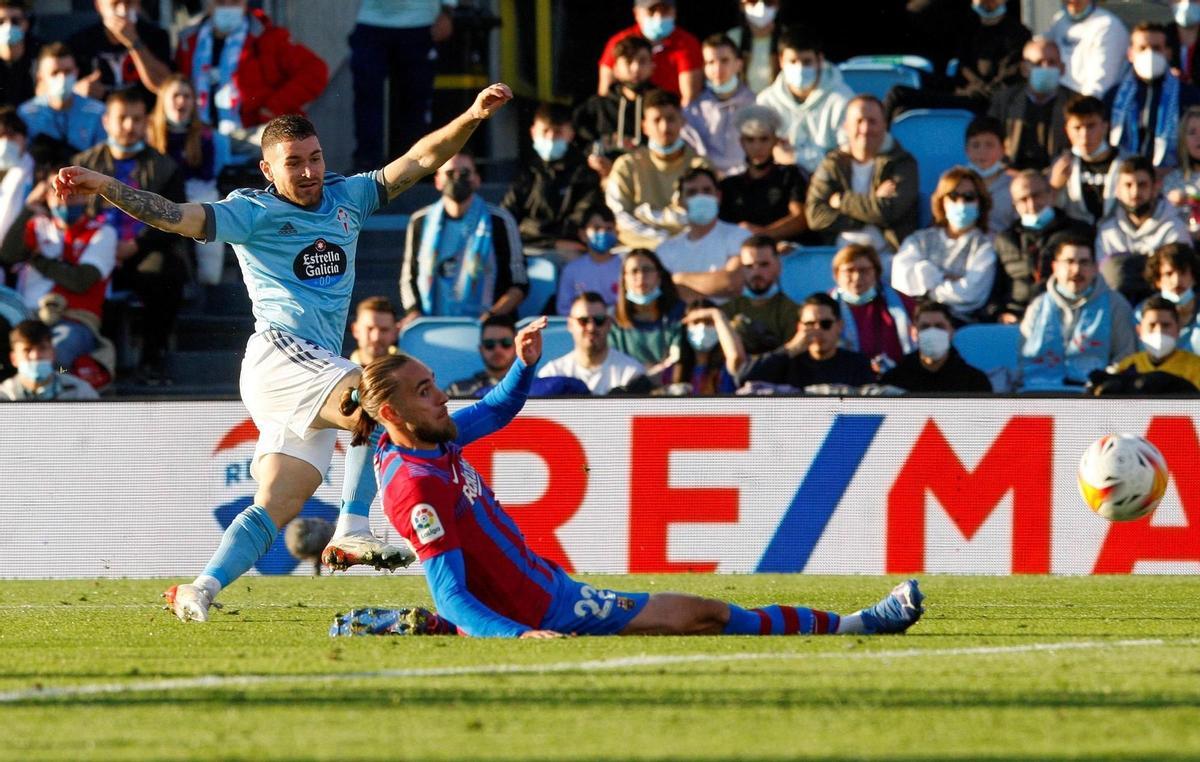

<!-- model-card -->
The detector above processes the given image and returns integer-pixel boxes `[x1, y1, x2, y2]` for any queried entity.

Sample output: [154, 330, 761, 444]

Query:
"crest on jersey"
[293, 237, 347, 287]
[411, 503, 445, 543]
[336, 207, 350, 234]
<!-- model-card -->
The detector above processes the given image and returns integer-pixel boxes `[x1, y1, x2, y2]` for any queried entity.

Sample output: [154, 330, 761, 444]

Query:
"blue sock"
[200, 504, 278, 588]
[337, 425, 381, 532]
[723, 604, 841, 635]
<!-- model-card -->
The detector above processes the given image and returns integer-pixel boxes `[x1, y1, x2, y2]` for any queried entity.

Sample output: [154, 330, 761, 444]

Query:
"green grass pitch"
[1, 575, 1199, 761]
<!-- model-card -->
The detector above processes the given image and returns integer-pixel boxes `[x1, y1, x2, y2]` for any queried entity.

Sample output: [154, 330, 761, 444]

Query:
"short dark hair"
[105, 86, 145, 112]
[1141, 294, 1179, 321]
[0, 106, 26, 137]
[1132, 21, 1170, 38]
[533, 102, 572, 127]
[37, 42, 74, 66]
[778, 27, 822, 57]
[913, 299, 953, 323]
[1118, 156, 1155, 179]
[1145, 242, 1198, 285]
[571, 291, 608, 312]
[480, 313, 517, 335]
[10, 318, 51, 348]
[581, 204, 616, 225]
[801, 292, 839, 315]
[702, 33, 738, 54]
[643, 89, 681, 114]
[1064, 94, 1107, 121]
[966, 116, 1004, 143]
[677, 166, 719, 194]
[0, 1, 28, 15]
[741, 234, 778, 255]
[261, 114, 318, 152]
[613, 35, 653, 62]
[1053, 233, 1095, 260]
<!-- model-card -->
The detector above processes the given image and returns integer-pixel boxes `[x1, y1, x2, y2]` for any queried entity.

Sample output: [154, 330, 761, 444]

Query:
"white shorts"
[240, 329, 360, 479]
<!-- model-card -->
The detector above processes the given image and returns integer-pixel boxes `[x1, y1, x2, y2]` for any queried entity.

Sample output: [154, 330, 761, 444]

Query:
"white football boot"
[321, 532, 416, 571]
[163, 583, 216, 622]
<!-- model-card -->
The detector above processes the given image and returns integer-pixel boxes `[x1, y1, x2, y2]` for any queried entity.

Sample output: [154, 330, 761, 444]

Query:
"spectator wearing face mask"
[892, 167, 998, 323]
[573, 35, 654, 182]
[0, 106, 32, 244]
[880, 300, 992, 393]
[0, 319, 98, 401]
[721, 235, 798, 355]
[965, 116, 1016, 235]
[400, 153, 528, 323]
[501, 102, 602, 254]
[0, 1, 38, 109]
[1110, 294, 1200, 391]
[1138, 243, 1200, 354]
[1108, 22, 1200, 172]
[670, 301, 745, 395]
[610, 248, 684, 381]
[597, 0, 702, 105]
[1050, 95, 1125, 227]
[555, 205, 622, 315]
[718, 105, 809, 243]
[681, 35, 755, 177]
[655, 167, 749, 302]
[989, 37, 1078, 172]
[726, 0, 780, 95]
[1046, 0, 1129, 99]
[19, 43, 107, 154]
[68, 0, 172, 103]
[830, 243, 914, 370]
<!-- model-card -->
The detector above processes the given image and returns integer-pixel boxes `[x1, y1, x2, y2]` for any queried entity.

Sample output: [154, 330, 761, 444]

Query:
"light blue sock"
[200, 504, 277, 589]
[335, 425, 382, 535]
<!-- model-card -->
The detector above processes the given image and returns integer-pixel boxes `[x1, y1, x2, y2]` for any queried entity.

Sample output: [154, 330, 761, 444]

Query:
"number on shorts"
[573, 585, 615, 620]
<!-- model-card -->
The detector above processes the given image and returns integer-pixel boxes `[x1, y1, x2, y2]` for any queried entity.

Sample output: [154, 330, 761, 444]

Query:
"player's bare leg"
[315, 371, 415, 572]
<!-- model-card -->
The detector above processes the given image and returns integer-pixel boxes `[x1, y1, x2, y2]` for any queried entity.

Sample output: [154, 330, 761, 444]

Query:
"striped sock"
[199, 504, 277, 589]
[334, 425, 382, 537]
[722, 604, 841, 636]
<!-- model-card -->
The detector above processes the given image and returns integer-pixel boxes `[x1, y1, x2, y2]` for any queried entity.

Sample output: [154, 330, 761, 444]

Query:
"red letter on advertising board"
[1093, 417, 1200, 573]
[465, 418, 586, 572]
[629, 415, 749, 573]
[887, 417, 1054, 574]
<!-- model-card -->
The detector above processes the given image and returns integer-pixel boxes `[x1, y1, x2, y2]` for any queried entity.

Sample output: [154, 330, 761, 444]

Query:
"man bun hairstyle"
[261, 114, 319, 152]
[340, 354, 416, 447]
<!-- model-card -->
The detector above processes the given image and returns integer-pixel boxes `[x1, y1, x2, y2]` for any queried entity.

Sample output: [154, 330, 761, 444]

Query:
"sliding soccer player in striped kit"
[53, 83, 515, 622]
[339, 317, 927, 639]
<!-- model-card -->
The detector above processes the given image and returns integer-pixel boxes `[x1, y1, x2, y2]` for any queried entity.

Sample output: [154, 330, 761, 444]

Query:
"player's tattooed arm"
[98, 178, 206, 238]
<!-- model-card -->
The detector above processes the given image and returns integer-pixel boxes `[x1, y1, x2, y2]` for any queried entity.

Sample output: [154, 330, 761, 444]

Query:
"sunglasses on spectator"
[573, 314, 609, 327]
[802, 319, 836, 330]
[946, 191, 979, 202]
[480, 338, 514, 350]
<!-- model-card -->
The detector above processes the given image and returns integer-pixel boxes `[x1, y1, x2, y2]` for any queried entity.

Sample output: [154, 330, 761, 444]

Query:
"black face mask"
[618, 78, 649, 94]
[443, 176, 474, 203]
[1121, 198, 1155, 218]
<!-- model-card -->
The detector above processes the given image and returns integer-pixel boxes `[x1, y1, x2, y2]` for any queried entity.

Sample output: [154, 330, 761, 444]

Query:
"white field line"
[1, 637, 1195, 704]
[0, 602, 1175, 610]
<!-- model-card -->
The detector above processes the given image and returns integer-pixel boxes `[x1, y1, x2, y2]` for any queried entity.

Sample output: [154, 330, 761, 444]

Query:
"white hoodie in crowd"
[1045, 4, 1129, 98]
[755, 61, 854, 174]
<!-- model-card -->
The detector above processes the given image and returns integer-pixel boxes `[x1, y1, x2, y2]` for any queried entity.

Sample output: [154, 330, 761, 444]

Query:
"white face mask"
[917, 327, 951, 360]
[46, 72, 75, 102]
[1141, 331, 1177, 360]
[109, 6, 138, 24]
[687, 323, 719, 352]
[1133, 49, 1168, 81]
[744, 1, 778, 29]
[0, 137, 20, 170]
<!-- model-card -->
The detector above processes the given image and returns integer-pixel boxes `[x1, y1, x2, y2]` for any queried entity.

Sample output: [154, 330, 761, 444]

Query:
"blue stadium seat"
[399, 317, 484, 389]
[843, 54, 935, 74]
[779, 247, 837, 303]
[838, 63, 921, 100]
[952, 323, 1022, 392]
[890, 109, 974, 227]
[520, 256, 559, 318]
[519, 315, 572, 364]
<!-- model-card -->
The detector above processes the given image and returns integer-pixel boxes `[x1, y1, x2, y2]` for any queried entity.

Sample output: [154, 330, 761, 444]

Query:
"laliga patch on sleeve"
[411, 503, 445, 543]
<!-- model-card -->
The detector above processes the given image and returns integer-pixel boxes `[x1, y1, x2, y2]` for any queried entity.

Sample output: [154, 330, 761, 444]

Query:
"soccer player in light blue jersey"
[53, 83, 515, 622]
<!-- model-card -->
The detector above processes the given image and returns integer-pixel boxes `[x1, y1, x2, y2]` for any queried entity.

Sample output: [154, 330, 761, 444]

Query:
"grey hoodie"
[756, 61, 854, 174]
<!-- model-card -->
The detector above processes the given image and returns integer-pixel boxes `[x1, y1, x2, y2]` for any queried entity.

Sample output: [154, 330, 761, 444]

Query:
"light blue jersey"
[200, 171, 387, 353]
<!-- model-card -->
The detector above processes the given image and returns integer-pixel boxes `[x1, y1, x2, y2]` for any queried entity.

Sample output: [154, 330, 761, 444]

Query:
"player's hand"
[515, 315, 547, 366]
[519, 629, 565, 639]
[53, 166, 108, 200]
[470, 83, 513, 121]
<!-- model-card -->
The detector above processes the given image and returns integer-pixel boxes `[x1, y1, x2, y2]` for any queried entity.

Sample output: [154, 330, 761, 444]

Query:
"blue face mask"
[967, 161, 1004, 179]
[1020, 205, 1056, 231]
[1064, 1, 1094, 22]
[0, 22, 24, 46]
[532, 136, 567, 163]
[1176, 2, 1200, 28]
[743, 281, 780, 300]
[973, 2, 1007, 20]
[1163, 287, 1195, 306]
[685, 194, 720, 226]
[627, 286, 661, 306]
[587, 229, 617, 253]
[51, 204, 87, 226]
[708, 75, 740, 96]
[638, 14, 675, 42]
[107, 138, 145, 155]
[18, 358, 54, 384]
[839, 285, 877, 306]
[783, 62, 819, 91]
[212, 6, 246, 35]
[648, 136, 685, 155]
[1028, 65, 1061, 95]
[944, 200, 980, 230]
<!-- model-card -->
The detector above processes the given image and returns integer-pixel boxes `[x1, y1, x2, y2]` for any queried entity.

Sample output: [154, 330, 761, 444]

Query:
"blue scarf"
[1021, 285, 1113, 389]
[416, 196, 495, 316]
[1110, 72, 1180, 167]
[192, 17, 248, 133]
[835, 285, 913, 355]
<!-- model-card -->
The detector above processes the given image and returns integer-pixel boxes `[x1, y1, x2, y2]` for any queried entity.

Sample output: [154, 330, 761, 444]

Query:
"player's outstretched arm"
[379, 83, 513, 202]
[54, 166, 206, 239]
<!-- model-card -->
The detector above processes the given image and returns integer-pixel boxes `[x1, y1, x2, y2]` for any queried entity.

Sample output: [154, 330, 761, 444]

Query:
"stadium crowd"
[5, 0, 1200, 400]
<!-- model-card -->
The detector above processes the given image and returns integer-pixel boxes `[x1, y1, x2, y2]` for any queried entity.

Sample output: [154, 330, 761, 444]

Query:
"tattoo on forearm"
[101, 179, 183, 228]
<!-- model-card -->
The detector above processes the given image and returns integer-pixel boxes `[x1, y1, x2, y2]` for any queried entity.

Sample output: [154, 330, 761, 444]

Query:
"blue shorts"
[540, 578, 649, 636]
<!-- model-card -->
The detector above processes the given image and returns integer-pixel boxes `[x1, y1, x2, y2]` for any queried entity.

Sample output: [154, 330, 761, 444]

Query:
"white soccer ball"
[1077, 434, 1168, 522]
